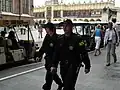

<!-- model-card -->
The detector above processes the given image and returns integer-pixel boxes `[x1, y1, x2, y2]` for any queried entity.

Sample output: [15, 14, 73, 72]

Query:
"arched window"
[54, 19, 57, 21]
[79, 19, 83, 21]
[96, 19, 101, 21]
[84, 19, 89, 22]
[73, 19, 77, 21]
[43, 20, 46, 24]
[58, 19, 62, 21]
[90, 19, 95, 22]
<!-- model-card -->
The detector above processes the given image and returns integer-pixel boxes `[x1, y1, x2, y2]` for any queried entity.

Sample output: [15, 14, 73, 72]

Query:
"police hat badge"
[69, 46, 74, 50]
[50, 43, 54, 47]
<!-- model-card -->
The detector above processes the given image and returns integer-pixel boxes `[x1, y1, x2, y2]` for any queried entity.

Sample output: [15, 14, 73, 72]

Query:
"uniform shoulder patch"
[79, 41, 85, 46]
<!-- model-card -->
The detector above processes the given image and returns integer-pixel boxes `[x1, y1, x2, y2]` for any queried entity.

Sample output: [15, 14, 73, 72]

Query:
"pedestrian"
[20, 28, 23, 35]
[104, 22, 119, 66]
[51, 19, 91, 90]
[112, 18, 120, 42]
[93, 24, 103, 56]
[38, 25, 43, 38]
[100, 26, 106, 47]
[37, 22, 63, 90]
[0, 31, 6, 47]
[0, 31, 14, 62]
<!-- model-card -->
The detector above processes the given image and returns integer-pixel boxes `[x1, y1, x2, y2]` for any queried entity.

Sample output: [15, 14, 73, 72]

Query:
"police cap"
[59, 19, 73, 26]
[42, 22, 55, 30]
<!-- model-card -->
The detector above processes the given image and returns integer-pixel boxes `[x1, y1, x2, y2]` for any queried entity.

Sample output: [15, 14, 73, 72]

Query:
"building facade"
[33, 0, 119, 23]
[0, 0, 34, 25]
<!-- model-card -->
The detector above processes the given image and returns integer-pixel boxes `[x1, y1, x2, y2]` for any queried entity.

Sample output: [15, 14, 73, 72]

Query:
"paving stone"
[1, 46, 120, 90]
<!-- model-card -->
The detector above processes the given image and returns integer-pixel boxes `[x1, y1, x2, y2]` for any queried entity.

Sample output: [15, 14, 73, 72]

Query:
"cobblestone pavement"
[1, 30, 120, 90]
[0, 46, 120, 90]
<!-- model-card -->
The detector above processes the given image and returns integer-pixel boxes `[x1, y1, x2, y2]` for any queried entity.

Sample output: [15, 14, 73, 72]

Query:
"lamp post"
[19, 0, 21, 22]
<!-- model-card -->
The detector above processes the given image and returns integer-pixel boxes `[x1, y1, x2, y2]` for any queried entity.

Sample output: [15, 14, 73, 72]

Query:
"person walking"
[51, 19, 91, 90]
[104, 22, 119, 66]
[94, 24, 103, 56]
[38, 25, 43, 38]
[37, 22, 63, 90]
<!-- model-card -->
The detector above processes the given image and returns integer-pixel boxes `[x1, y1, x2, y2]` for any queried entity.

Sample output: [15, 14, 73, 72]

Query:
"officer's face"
[45, 28, 54, 36]
[63, 24, 73, 34]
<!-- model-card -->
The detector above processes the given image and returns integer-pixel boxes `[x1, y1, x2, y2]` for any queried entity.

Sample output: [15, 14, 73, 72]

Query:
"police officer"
[51, 19, 91, 90]
[37, 22, 63, 90]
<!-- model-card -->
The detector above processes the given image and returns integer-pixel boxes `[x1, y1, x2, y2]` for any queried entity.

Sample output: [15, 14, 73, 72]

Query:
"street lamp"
[19, 0, 21, 22]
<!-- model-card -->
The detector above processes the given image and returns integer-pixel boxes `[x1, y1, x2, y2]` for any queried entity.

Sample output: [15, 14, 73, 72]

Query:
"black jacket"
[38, 33, 59, 68]
[52, 33, 91, 69]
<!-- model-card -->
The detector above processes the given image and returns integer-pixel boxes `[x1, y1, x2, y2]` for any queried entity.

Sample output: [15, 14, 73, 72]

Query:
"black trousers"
[60, 63, 80, 90]
[43, 68, 62, 90]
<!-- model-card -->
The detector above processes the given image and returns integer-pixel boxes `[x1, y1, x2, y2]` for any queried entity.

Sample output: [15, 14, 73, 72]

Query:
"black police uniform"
[38, 34, 63, 90]
[52, 33, 91, 90]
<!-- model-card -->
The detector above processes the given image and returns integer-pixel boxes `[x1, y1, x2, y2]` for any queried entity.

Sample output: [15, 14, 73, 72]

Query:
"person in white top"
[104, 22, 119, 66]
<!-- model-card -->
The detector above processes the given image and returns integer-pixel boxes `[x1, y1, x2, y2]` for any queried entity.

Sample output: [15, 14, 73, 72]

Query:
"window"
[13, 0, 20, 14]
[2, 0, 6, 11]
[46, 7, 52, 19]
[6, 0, 12, 12]
[53, 10, 60, 18]
[22, 0, 29, 14]
[1, 0, 12, 12]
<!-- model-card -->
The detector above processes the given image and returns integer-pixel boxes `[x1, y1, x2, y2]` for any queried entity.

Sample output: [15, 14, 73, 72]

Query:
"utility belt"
[61, 59, 69, 64]
[60, 59, 84, 67]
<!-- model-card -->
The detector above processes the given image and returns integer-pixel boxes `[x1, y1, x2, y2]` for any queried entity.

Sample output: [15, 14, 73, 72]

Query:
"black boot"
[42, 84, 50, 90]
[57, 84, 63, 90]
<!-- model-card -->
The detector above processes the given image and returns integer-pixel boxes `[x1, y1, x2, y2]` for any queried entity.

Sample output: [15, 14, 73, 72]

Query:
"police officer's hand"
[84, 69, 90, 74]
[51, 67, 57, 74]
